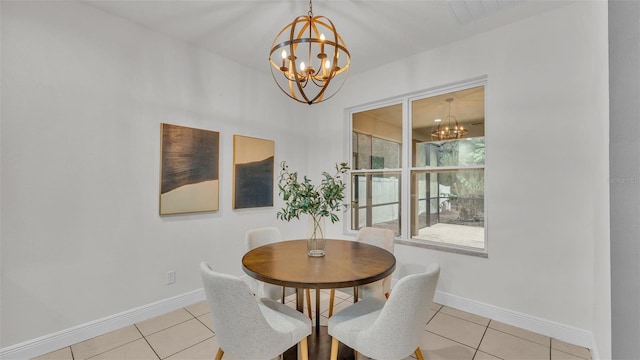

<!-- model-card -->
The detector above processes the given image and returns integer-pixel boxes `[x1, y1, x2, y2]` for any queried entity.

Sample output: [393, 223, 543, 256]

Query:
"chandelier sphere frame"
[269, 0, 350, 105]
[431, 98, 469, 141]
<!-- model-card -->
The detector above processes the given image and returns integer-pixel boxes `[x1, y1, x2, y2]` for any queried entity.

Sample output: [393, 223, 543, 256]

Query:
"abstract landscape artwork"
[233, 135, 274, 209]
[160, 123, 220, 215]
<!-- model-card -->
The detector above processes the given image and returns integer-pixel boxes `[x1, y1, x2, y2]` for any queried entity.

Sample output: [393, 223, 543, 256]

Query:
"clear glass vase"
[307, 215, 326, 257]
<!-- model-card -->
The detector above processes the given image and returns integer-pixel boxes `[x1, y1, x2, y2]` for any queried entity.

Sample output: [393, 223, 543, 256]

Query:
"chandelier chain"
[307, 0, 312, 68]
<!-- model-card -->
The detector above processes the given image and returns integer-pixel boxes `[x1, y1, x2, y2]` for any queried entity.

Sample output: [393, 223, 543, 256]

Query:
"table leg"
[283, 325, 355, 360]
[315, 289, 321, 332]
[296, 288, 305, 313]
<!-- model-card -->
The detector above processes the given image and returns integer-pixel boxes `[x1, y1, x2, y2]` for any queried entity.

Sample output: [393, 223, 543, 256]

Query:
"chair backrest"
[361, 263, 440, 359]
[199, 262, 277, 358]
[244, 226, 282, 250]
[356, 227, 395, 294]
[356, 227, 394, 253]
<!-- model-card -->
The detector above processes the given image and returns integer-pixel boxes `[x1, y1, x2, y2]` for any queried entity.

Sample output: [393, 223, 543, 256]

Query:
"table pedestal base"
[283, 326, 355, 360]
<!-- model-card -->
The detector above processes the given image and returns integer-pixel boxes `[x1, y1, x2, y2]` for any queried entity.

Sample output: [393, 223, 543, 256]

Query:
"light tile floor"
[33, 290, 591, 360]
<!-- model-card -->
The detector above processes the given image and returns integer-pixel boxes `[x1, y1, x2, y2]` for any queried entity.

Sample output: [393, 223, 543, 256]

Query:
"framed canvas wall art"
[233, 135, 274, 209]
[160, 123, 220, 215]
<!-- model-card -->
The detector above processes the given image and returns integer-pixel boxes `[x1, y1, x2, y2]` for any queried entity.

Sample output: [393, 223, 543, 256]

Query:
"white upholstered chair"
[328, 263, 440, 360]
[200, 262, 312, 360]
[244, 227, 313, 318]
[328, 226, 395, 317]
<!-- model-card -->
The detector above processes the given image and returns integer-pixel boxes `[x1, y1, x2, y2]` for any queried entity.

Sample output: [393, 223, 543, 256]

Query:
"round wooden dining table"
[241, 239, 396, 331]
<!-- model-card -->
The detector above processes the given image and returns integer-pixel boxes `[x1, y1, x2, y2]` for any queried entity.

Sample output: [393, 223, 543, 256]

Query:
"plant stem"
[311, 215, 324, 239]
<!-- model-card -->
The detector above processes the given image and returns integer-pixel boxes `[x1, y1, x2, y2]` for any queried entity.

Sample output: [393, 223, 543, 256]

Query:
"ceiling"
[83, 0, 572, 76]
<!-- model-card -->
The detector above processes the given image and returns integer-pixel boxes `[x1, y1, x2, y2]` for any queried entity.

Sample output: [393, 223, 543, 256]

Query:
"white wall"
[0, 1, 309, 347]
[0, 1, 613, 358]
[308, 2, 611, 357]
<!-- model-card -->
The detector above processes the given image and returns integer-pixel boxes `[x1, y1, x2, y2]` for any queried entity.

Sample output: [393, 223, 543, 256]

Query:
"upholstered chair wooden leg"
[385, 291, 390, 299]
[328, 289, 336, 317]
[299, 337, 309, 360]
[305, 289, 312, 320]
[415, 347, 425, 360]
[215, 347, 224, 360]
[330, 337, 339, 360]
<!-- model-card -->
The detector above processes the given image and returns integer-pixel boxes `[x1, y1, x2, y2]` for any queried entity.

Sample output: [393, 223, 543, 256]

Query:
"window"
[351, 104, 402, 235]
[348, 81, 487, 255]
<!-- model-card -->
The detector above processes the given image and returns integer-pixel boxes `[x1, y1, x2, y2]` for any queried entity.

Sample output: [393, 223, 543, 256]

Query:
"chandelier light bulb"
[280, 50, 288, 70]
[319, 33, 326, 54]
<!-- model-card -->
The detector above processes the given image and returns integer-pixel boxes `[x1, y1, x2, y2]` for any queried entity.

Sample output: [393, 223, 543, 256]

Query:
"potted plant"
[276, 161, 349, 256]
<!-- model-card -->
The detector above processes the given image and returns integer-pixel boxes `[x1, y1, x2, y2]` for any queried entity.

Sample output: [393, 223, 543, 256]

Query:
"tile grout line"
[487, 323, 551, 350]
[139, 313, 196, 337]
[471, 320, 492, 360]
[140, 306, 215, 360]
[135, 324, 162, 360]
[81, 327, 146, 360]
[155, 335, 216, 360]
[191, 312, 215, 334]
[423, 307, 486, 355]
[423, 304, 492, 358]
[439, 306, 492, 327]
[423, 329, 479, 354]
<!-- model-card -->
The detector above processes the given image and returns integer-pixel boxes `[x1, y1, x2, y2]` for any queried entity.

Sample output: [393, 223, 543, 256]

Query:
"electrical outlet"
[167, 270, 176, 285]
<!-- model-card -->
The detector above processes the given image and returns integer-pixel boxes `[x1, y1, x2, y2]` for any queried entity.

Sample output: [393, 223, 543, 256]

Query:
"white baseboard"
[0, 289, 205, 360]
[0, 287, 601, 360]
[434, 290, 600, 359]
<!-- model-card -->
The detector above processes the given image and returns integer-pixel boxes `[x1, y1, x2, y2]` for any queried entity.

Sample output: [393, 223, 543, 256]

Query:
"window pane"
[411, 169, 485, 249]
[372, 137, 400, 169]
[351, 172, 401, 235]
[415, 137, 485, 167]
[352, 132, 358, 167]
[352, 103, 403, 236]
[352, 103, 402, 170]
[357, 133, 371, 170]
[408, 85, 486, 251]
[411, 86, 485, 167]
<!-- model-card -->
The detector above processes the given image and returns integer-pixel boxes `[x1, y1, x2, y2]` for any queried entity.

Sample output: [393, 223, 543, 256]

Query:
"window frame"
[344, 77, 489, 257]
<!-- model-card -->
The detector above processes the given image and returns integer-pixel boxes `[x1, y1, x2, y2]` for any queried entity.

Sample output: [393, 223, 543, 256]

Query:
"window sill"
[395, 238, 488, 258]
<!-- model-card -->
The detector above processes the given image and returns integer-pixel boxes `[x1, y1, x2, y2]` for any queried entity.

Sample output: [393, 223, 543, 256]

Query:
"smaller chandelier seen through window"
[268, 0, 350, 105]
[431, 98, 468, 141]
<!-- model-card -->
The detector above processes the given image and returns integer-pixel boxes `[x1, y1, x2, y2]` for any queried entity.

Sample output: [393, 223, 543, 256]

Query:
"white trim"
[432, 290, 600, 359]
[0, 289, 205, 360]
[1, 285, 601, 360]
